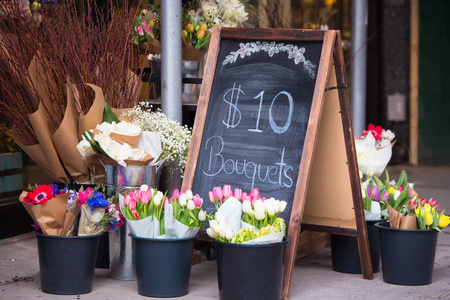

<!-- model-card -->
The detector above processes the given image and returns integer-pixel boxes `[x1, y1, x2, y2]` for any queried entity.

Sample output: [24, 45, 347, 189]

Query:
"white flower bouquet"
[355, 124, 395, 177]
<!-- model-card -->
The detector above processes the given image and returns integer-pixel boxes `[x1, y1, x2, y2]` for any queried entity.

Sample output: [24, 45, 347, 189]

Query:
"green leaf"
[83, 132, 109, 157]
[103, 103, 120, 124]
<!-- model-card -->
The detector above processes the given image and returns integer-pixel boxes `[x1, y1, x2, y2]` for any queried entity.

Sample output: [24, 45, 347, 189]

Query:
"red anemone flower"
[24, 185, 54, 205]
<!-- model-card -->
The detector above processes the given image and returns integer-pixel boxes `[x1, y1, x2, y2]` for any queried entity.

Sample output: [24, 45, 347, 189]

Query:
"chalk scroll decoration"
[222, 41, 317, 79]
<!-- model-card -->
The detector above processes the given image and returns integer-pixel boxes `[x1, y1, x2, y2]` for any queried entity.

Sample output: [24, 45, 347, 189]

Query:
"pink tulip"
[429, 197, 439, 208]
[140, 191, 151, 205]
[249, 188, 259, 198]
[132, 210, 140, 219]
[261, 197, 267, 201]
[234, 188, 242, 201]
[209, 191, 215, 203]
[241, 192, 248, 201]
[213, 186, 223, 201]
[128, 198, 137, 211]
[172, 189, 180, 201]
[124, 194, 131, 206]
[136, 26, 144, 36]
[223, 185, 232, 198]
[193, 194, 203, 207]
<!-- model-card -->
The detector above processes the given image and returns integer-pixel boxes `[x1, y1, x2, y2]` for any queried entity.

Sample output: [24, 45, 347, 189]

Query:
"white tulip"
[198, 210, 206, 221]
[394, 190, 401, 200]
[219, 224, 227, 239]
[206, 228, 217, 239]
[179, 194, 187, 206]
[242, 200, 254, 215]
[187, 199, 195, 210]
[254, 199, 265, 220]
[266, 203, 275, 217]
[279, 201, 287, 213]
[140, 184, 148, 191]
[153, 193, 162, 206]
[185, 190, 194, 200]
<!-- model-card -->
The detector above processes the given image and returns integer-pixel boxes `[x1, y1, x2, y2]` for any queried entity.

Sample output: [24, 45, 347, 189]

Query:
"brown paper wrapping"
[13, 126, 52, 176]
[19, 191, 80, 236]
[181, 35, 209, 61]
[387, 204, 417, 230]
[77, 83, 106, 138]
[28, 102, 69, 182]
[52, 82, 90, 183]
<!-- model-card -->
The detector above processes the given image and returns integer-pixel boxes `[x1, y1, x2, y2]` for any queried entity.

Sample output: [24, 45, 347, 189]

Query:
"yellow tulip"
[182, 29, 188, 39]
[388, 187, 396, 194]
[200, 22, 208, 31]
[415, 207, 420, 218]
[197, 29, 205, 40]
[424, 203, 431, 213]
[438, 214, 450, 228]
[186, 23, 194, 33]
[425, 211, 433, 226]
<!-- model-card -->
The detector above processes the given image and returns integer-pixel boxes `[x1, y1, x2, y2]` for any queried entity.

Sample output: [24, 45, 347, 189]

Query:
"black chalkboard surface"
[191, 38, 323, 228]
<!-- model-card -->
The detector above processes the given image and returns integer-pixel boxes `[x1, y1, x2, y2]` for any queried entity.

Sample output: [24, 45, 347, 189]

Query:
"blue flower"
[87, 191, 110, 210]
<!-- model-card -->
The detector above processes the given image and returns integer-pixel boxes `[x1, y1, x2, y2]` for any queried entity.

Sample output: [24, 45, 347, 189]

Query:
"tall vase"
[35, 231, 101, 295]
[376, 221, 438, 285]
[105, 164, 160, 281]
[215, 239, 287, 300]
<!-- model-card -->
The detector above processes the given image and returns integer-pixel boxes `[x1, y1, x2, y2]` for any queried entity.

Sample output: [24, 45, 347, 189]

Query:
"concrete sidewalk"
[1, 164, 449, 299]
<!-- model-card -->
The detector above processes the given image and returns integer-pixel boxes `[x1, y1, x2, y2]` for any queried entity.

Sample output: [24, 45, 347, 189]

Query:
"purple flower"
[381, 191, 389, 202]
[371, 186, 381, 202]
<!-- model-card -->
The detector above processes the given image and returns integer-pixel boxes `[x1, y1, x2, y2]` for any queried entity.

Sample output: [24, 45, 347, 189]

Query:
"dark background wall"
[418, 0, 450, 164]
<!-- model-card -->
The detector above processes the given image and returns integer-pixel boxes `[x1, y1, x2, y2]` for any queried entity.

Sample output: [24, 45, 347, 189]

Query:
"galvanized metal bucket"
[105, 164, 161, 281]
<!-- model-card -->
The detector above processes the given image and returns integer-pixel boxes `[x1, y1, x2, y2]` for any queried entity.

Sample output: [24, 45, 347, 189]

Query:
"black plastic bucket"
[330, 219, 381, 274]
[35, 231, 101, 295]
[215, 239, 288, 300]
[376, 221, 438, 285]
[130, 233, 196, 297]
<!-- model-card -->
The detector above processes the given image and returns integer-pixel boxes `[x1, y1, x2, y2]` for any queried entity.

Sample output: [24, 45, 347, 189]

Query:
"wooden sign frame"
[181, 28, 372, 300]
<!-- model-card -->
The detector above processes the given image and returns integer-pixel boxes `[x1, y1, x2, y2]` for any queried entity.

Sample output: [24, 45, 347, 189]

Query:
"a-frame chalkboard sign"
[181, 28, 373, 299]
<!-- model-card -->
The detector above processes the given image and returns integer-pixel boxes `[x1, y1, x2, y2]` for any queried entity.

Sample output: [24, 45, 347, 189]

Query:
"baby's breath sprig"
[126, 106, 192, 175]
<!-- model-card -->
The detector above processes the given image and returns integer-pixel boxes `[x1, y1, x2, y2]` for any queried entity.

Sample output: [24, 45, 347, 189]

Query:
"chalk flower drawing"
[223, 41, 316, 79]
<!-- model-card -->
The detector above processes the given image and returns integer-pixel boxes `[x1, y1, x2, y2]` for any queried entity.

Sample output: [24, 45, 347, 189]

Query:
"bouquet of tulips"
[360, 176, 389, 220]
[206, 185, 286, 244]
[370, 170, 450, 231]
[119, 186, 207, 238]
